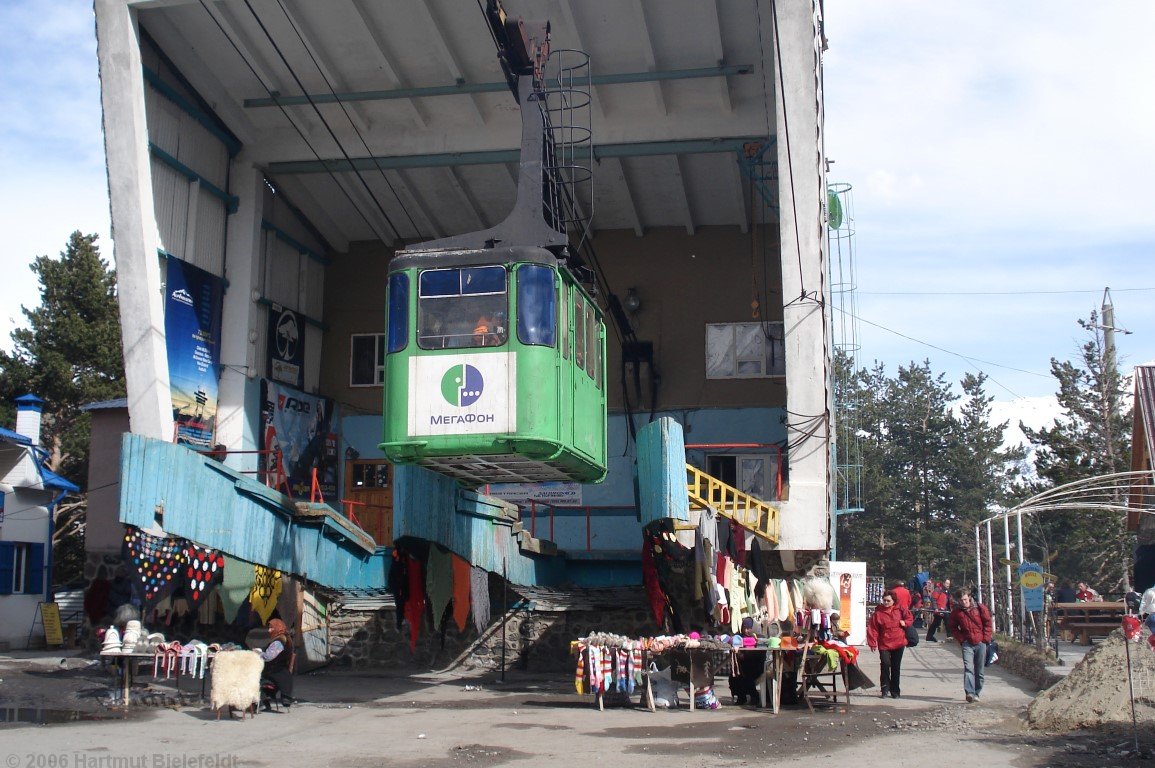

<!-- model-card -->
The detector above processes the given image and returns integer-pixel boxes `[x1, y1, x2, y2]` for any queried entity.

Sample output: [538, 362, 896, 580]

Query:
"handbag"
[904, 624, 919, 647]
[985, 639, 999, 666]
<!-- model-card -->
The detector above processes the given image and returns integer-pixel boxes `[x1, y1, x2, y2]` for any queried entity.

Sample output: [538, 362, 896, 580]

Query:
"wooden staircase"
[685, 463, 779, 544]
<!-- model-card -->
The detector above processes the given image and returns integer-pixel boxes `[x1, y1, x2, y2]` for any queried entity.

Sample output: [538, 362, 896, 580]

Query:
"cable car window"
[516, 264, 556, 347]
[418, 267, 508, 349]
[594, 319, 603, 390]
[387, 273, 408, 353]
[574, 293, 586, 370]
[560, 285, 570, 360]
[462, 267, 506, 295]
[584, 302, 596, 379]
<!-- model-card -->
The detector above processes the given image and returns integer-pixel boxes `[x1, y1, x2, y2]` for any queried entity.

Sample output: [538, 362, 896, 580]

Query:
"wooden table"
[732, 647, 788, 713]
[100, 650, 213, 704]
[640, 646, 730, 712]
[1053, 601, 1125, 645]
[100, 651, 155, 704]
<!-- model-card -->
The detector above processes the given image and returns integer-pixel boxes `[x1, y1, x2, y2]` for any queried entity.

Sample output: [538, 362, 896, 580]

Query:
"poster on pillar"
[260, 379, 338, 501]
[828, 561, 868, 646]
[267, 304, 304, 389]
[165, 256, 223, 449]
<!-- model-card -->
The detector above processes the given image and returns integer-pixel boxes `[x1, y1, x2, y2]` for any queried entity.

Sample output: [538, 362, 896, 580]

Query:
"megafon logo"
[171, 288, 194, 306]
[441, 364, 483, 407]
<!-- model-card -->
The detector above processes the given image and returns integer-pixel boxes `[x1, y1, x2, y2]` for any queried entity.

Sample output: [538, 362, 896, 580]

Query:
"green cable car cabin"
[380, 247, 606, 486]
[380, 3, 607, 486]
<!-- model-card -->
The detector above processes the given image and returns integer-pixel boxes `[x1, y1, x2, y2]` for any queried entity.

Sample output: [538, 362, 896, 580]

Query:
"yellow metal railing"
[686, 463, 779, 544]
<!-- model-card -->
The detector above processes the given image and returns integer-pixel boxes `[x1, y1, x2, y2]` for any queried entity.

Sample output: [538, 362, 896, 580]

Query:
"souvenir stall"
[571, 633, 732, 711]
[95, 526, 299, 704]
[571, 516, 868, 712]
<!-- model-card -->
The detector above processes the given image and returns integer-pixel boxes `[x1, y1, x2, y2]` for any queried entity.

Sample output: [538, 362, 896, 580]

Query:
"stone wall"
[328, 604, 655, 672]
[994, 633, 1064, 690]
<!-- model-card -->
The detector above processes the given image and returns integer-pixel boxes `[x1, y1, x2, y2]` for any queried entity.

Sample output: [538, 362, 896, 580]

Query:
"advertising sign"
[408, 353, 516, 436]
[485, 481, 583, 508]
[828, 561, 868, 646]
[267, 304, 305, 388]
[1018, 561, 1046, 612]
[260, 379, 338, 500]
[165, 256, 223, 448]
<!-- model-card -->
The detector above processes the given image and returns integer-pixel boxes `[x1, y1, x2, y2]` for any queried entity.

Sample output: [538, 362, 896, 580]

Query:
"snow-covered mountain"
[988, 395, 1063, 452]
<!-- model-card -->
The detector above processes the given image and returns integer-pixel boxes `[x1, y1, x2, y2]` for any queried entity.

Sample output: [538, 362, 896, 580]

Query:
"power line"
[272, 0, 423, 241]
[240, 0, 404, 241]
[195, 0, 383, 238]
[860, 288, 1155, 296]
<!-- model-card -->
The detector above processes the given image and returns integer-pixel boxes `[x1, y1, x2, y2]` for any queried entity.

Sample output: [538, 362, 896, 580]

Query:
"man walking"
[947, 588, 993, 703]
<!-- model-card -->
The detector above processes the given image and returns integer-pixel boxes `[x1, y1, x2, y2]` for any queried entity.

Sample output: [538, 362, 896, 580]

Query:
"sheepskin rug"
[210, 650, 263, 719]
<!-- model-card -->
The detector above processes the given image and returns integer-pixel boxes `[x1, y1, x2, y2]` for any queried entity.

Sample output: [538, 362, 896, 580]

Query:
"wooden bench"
[1063, 621, 1120, 645]
[1054, 601, 1125, 645]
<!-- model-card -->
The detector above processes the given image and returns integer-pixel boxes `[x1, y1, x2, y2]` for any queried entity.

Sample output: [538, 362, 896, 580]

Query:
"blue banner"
[165, 257, 223, 449]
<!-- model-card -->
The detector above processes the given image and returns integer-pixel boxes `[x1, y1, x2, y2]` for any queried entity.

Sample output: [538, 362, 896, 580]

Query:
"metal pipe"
[586, 508, 591, 552]
[1003, 514, 1014, 637]
[1017, 511, 1026, 631]
[975, 525, 983, 611]
[986, 521, 996, 615]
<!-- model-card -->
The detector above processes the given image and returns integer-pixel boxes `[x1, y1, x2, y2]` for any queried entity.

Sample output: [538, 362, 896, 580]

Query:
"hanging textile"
[404, 554, 426, 652]
[123, 527, 185, 607]
[388, 549, 410, 631]
[219, 554, 254, 623]
[641, 535, 669, 629]
[470, 566, 490, 634]
[426, 545, 454, 632]
[249, 564, 283, 624]
[451, 554, 472, 633]
[183, 543, 225, 607]
[84, 578, 111, 625]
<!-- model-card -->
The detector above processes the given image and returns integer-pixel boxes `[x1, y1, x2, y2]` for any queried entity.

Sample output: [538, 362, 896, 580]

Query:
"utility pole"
[1097, 287, 1130, 470]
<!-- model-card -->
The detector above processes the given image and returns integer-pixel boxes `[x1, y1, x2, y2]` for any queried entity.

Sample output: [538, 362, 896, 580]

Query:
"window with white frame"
[350, 334, 386, 387]
[705, 322, 785, 379]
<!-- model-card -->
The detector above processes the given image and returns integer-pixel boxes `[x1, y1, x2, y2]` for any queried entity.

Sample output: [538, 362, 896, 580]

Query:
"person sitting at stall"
[728, 617, 765, 706]
[259, 618, 295, 709]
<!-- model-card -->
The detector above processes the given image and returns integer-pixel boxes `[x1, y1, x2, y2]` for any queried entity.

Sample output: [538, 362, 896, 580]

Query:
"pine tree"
[0, 232, 125, 485]
[836, 360, 1022, 586]
[1020, 311, 1133, 591]
[0, 233, 125, 585]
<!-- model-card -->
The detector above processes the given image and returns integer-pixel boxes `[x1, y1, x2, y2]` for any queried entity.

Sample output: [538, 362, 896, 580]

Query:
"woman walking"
[867, 590, 913, 699]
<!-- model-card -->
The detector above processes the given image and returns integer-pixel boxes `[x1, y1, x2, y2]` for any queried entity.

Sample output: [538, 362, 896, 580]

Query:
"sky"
[823, 1, 1155, 406]
[1, 1, 1151, 416]
[0, 1, 108, 350]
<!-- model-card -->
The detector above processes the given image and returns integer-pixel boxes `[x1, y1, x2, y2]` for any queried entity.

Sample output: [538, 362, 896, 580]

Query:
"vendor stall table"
[731, 647, 788, 713]
[640, 646, 729, 712]
[100, 651, 212, 704]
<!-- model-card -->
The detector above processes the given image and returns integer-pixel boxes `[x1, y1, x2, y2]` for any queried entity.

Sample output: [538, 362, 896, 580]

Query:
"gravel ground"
[0, 640, 1149, 767]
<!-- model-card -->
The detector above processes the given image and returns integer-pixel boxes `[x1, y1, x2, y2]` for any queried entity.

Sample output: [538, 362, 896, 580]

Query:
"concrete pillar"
[95, 0, 173, 441]
[216, 156, 265, 473]
[773, 0, 831, 554]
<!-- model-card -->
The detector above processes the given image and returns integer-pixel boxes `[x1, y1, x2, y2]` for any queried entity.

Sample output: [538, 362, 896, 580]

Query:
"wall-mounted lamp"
[624, 287, 641, 313]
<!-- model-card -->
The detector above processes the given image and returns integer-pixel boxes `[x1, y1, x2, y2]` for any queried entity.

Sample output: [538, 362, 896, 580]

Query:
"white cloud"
[0, 0, 109, 350]
[825, 1, 1155, 398]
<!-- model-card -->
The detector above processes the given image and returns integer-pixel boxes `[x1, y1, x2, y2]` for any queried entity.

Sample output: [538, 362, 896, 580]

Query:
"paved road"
[0, 639, 1135, 767]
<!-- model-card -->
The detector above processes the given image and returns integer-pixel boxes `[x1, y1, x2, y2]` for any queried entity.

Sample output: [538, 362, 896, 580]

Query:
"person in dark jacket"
[260, 618, 295, 708]
[947, 589, 993, 703]
[728, 617, 764, 705]
[867, 590, 913, 699]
